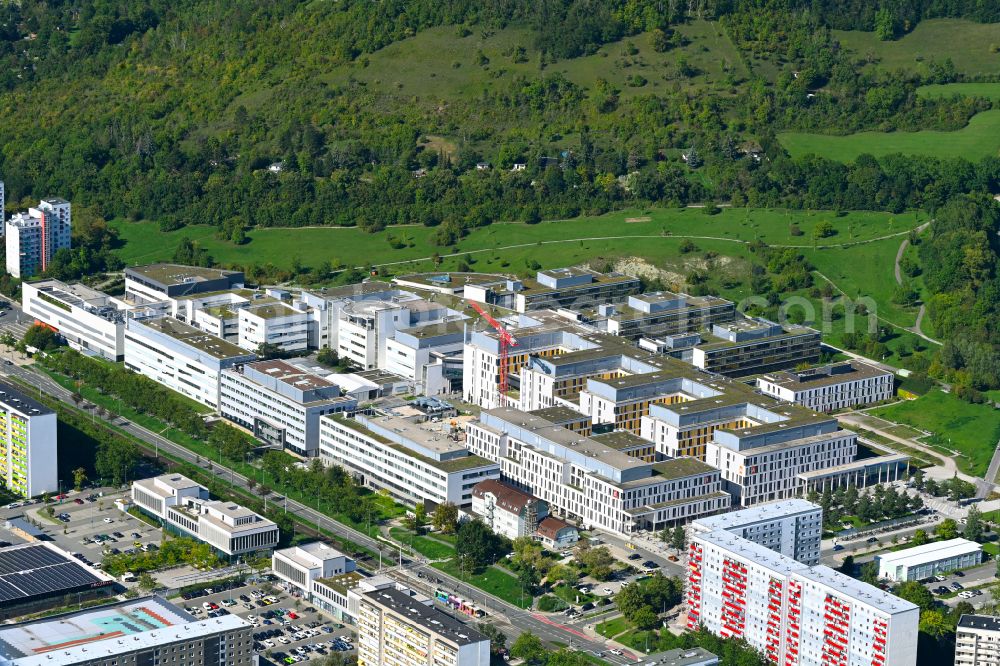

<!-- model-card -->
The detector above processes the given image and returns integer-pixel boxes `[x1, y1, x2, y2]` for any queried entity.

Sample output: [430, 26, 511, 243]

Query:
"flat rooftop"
[135, 473, 203, 496]
[876, 538, 982, 567]
[0, 380, 53, 417]
[28, 279, 111, 307]
[760, 360, 892, 390]
[246, 359, 337, 391]
[363, 588, 486, 646]
[0, 542, 112, 606]
[692, 499, 820, 533]
[277, 542, 348, 569]
[528, 406, 589, 424]
[244, 302, 301, 320]
[394, 272, 510, 288]
[696, 324, 819, 352]
[959, 614, 1000, 633]
[0, 597, 248, 665]
[126, 264, 241, 287]
[133, 316, 252, 360]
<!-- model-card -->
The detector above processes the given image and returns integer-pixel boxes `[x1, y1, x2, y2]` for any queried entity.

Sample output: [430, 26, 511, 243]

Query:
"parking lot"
[178, 580, 357, 664]
[0, 488, 161, 570]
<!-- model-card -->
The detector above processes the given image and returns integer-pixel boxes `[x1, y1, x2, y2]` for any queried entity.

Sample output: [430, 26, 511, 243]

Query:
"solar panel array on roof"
[0, 545, 106, 605]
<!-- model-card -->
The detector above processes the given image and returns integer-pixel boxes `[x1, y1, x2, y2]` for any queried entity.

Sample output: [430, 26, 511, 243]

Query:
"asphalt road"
[6, 358, 637, 662]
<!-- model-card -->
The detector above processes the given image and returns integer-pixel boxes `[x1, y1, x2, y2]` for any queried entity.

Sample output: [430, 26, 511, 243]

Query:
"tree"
[893, 581, 935, 611]
[95, 439, 139, 486]
[137, 572, 157, 592]
[964, 506, 984, 542]
[476, 622, 507, 655]
[405, 504, 427, 533]
[455, 519, 508, 572]
[670, 525, 686, 553]
[859, 561, 879, 585]
[912, 529, 928, 546]
[22, 324, 59, 352]
[432, 502, 459, 534]
[838, 555, 855, 575]
[632, 605, 659, 630]
[935, 518, 959, 540]
[72, 467, 88, 492]
[813, 220, 836, 240]
[577, 545, 615, 581]
[510, 632, 546, 663]
[875, 8, 896, 41]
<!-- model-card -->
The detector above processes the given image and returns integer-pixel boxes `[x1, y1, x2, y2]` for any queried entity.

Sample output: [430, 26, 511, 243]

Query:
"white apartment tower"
[5, 198, 71, 279]
[955, 614, 1000, 666]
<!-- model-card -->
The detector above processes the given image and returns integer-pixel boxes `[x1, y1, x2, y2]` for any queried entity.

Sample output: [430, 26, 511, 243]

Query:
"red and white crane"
[469, 302, 518, 397]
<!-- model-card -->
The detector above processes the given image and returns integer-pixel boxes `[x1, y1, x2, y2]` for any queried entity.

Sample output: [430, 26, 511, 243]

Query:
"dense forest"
[2, 0, 1000, 387]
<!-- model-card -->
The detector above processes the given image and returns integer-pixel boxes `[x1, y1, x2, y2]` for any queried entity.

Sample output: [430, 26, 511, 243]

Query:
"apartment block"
[0, 596, 252, 666]
[0, 381, 57, 498]
[757, 361, 895, 412]
[357, 587, 490, 666]
[132, 474, 278, 558]
[318, 411, 499, 509]
[124, 264, 245, 305]
[514, 267, 641, 313]
[21, 279, 125, 361]
[599, 291, 736, 340]
[691, 499, 823, 566]
[5, 198, 71, 279]
[124, 315, 257, 409]
[465, 407, 729, 535]
[691, 318, 821, 377]
[687, 528, 918, 666]
[220, 359, 355, 457]
[955, 614, 1000, 666]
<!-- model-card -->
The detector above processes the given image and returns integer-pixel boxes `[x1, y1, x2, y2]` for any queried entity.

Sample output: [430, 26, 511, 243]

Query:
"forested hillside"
[2, 0, 1000, 388]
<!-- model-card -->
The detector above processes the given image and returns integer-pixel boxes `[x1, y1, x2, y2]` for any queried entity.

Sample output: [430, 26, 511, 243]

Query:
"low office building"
[357, 587, 490, 666]
[272, 542, 356, 600]
[124, 263, 245, 305]
[0, 596, 251, 666]
[21, 279, 125, 361]
[757, 360, 895, 412]
[319, 410, 500, 510]
[0, 542, 115, 620]
[219, 359, 355, 457]
[599, 291, 736, 340]
[471, 478, 559, 542]
[465, 408, 730, 535]
[691, 318, 821, 376]
[132, 474, 279, 558]
[514, 267, 641, 313]
[125, 315, 257, 409]
[955, 614, 1000, 666]
[877, 538, 983, 582]
[688, 528, 918, 666]
[0, 381, 57, 498]
[691, 499, 823, 566]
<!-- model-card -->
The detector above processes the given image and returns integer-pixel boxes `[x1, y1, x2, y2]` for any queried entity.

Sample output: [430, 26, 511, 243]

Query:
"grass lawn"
[982, 543, 999, 557]
[552, 583, 596, 605]
[918, 82, 1000, 102]
[871, 390, 1000, 477]
[388, 528, 455, 560]
[111, 207, 921, 273]
[431, 559, 532, 609]
[834, 19, 1000, 78]
[596, 616, 631, 639]
[779, 109, 1000, 162]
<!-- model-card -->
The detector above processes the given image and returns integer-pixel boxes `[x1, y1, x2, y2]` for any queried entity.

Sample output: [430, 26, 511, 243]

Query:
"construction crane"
[469, 302, 518, 397]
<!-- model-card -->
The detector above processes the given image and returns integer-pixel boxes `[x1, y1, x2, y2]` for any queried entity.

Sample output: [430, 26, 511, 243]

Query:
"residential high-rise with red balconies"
[687, 507, 918, 666]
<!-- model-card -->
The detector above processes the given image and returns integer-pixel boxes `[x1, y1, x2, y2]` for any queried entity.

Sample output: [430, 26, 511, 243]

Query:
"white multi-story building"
[238, 302, 310, 353]
[0, 381, 57, 498]
[335, 297, 451, 370]
[876, 538, 983, 582]
[124, 315, 257, 409]
[220, 359, 355, 457]
[272, 541, 356, 597]
[599, 291, 736, 340]
[124, 264, 245, 306]
[384, 321, 465, 396]
[357, 587, 490, 666]
[5, 198, 71, 279]
[691, 318, 821, 377]
[687, 528, 918, 666]
[465, 408, 730, 535]
[691, 500, 823, 566]
[757, 361, 895, 412]
[0, 596, 252, 666]
[21, 279, 125, 361]
[131, 474, 278, 558]
[319, 411, 500, 510]
[955, 614, 1000, 666]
